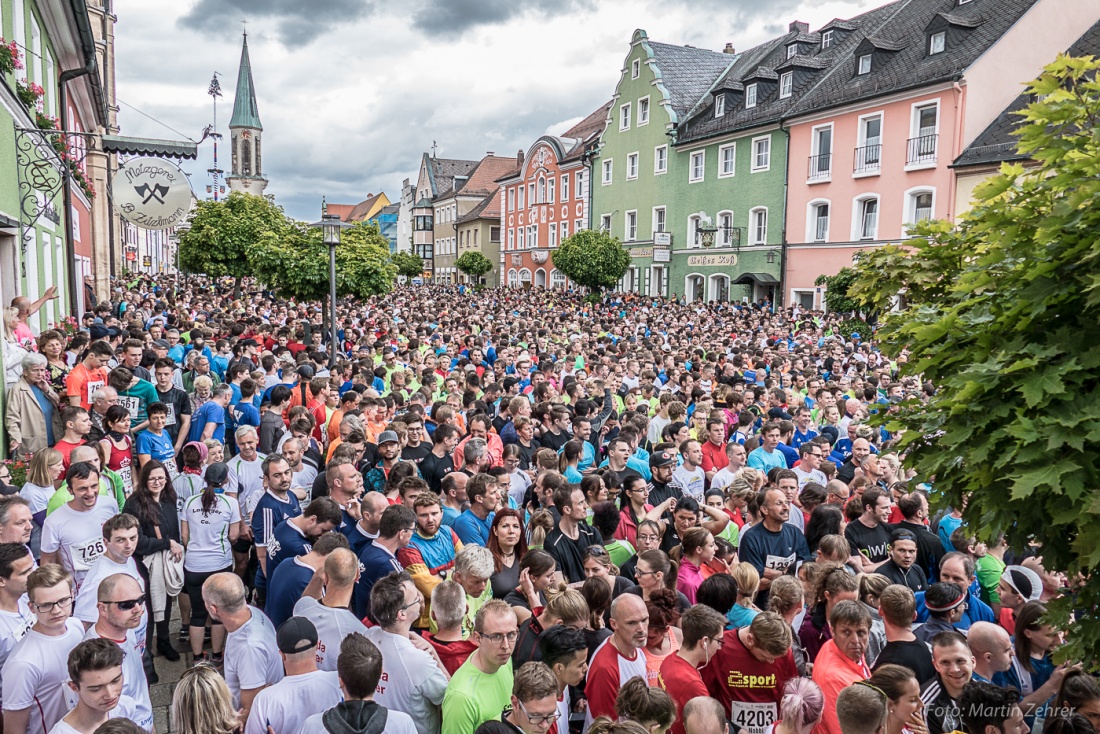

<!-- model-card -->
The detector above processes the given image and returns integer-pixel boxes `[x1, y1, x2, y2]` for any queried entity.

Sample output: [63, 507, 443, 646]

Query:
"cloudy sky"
[116, 0, 877, 222]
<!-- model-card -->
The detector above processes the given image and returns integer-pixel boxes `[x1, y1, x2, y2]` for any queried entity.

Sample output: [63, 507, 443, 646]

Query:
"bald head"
[968, 622, 1009, 653]
[684, 696, 727, 734]
[202, 572, 246, 614]
[323, 548, 359, 587]
[97, 573, 141, 603]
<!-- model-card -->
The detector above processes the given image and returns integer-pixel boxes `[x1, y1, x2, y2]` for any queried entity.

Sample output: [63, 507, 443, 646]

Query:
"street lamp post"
[309, 210, 352, 366]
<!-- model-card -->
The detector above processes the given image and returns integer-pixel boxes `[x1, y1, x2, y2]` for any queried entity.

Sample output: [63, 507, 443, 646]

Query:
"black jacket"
[122, 494, 181, 560]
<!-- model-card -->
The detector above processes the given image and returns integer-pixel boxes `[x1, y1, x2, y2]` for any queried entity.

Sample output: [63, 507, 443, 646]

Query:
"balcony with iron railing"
[808, 153, 832, 181]
[906, 133, 938, 166]
[853, 143, 881, 174]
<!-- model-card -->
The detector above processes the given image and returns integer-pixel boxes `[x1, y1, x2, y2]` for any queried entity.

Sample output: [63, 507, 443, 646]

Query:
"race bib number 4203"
[730, 701, 778, 734]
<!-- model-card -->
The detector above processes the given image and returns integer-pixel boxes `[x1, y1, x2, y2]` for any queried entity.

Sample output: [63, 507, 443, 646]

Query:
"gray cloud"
[177, 0, 374, 45]
[411, 0, 595, 36]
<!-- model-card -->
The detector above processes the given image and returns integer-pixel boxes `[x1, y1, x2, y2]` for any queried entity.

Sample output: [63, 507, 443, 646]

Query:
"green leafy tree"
[390, 251, 425, 279]
[178, 192, 288, 295]
[814, 267, 863, 314]
[247, 220, 396, 302]
[455, 251, 494, 282]
[552, 229, 630, 300]
[846, 55, 1100, 664]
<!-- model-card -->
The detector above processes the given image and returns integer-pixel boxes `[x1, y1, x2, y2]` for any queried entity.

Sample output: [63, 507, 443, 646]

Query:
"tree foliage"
[552, 229, 630, 298]
[391, 251, 425, 279]
[814, 267, 863, 314]
[455, 251, 494, 279]
[247, 220, 396, 302]
[846, 55, 1100, 664]
[178, 192, 287, 280]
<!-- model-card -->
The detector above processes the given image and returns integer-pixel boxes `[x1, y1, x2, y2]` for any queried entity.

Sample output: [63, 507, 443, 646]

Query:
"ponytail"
[200, 483, 218, 514]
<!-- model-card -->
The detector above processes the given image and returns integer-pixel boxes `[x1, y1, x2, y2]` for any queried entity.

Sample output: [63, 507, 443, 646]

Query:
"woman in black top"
[488, 508, 528, 599]
[123, 459, 182, 661]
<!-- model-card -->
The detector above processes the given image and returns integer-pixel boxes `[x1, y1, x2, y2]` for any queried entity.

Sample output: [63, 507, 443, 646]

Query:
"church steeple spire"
[230, 31, 262, 130]
[227, 29, 268, 196]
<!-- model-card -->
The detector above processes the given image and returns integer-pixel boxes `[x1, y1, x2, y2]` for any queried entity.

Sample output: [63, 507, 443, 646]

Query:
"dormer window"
[715, 95, 726, 118]
[787, 45, 797, 59]
[929, 31, 946, 55]
[821, 30, 834, 49]
[746, 84, 758, 108]
[858, 54, 872, 75]
[780, 72, 793, 98]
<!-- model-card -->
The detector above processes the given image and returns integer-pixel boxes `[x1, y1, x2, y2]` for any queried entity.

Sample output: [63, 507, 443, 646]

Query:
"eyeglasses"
[517, 699, 563, 726]
[31, 596, 73, 613]
[146, 476, 167, 484]
[103, 598, 146, 611]
[399, 594, 423, 612]
[584, 546, 608, 558]
[481, 630, 519, 645]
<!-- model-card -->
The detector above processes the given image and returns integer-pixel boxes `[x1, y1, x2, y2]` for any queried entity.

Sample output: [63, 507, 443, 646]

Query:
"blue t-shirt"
[187, 401, 226, 443]
[791, 429, 819, 449]
[30, 385, 55, 446]
[251, 491, 302, 588]
[232, 401, 261, 429]
[353, 543, 403, 619]
[747, 447, 787, 474]
[738, 522, 812, 607]
[265, 557, 315, 629]
[441, 504, 460, 528]
[266, 519, 313, 576]
[914, 589, 995, 631]
[135, 429, 175, 463]
[776, 442, 799, 468]
[453, 509, 493, 546]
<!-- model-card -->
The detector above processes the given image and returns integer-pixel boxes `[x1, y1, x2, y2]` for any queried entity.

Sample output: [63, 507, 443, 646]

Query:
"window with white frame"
[638, 97, 649, 125]
[715, 95, 726, 118]
[929, 31, 946, 55]
[910, 103, 939, 164]
[822, 30, 834, 49]
[719, 143, 736, 177]
[561, 174, 569, 201]
[689, 151, 705, 183]
[688, 214, 702, 249]
[856, 197, 879, 240]
[549, 223, 558, 247]
[632, 58, 640, 78]
[750, 208, 768, 245]
[627, 153, 639, 179]
[517, 185, 525, 209]
[560, 222, 569, 242]
[718, 211, 734, 247]
[537, 177, 546, 204]
[780, 72, 793, 98]
[575, 171, 584, 199]
[528, 183, 535, 207]
[620, 103, 631, 130]
[653, 206, 666, 234]
[787, 45, 798, 59]
[507, 188, 515, 211]
[576, 218, 585, 232]
[856, 114, 883, 173]
[654, 145, 668, 174]
[906, 189, 934, 234]
[746, 83, 758, 108]
[551, 269, 568, 289]
[529, 225, 538, 247]
[508, 229, 514, 250]
[548, 178, 555, 203]
[600, 214, 612, 232]
[810, 125, 832, 179]
[858, 54, 872, 75]
[752, 136, 771, 172]
[625, 211, 637, 241]
[602, 159, 613, 185]
[811, 202, 830, 242]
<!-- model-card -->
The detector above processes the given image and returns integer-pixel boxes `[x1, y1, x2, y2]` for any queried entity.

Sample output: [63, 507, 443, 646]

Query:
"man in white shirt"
[0, 543, 35, 714]
[293, 548, 368, 671]
[793, 441, 828, 490]
[72, 515, 146, 643]
[48, 638, 140, 734]
[710, 443, 747, 493]
[40, 463, 118, 595]
[83, 574, 154, 731]
[227, 426, 267, 513]
[300, 632, 417, 734]
[364, 571, 450, 734]
[672, 440, 706, 503]
[203, 572, 284, 723]
[244, 617, 342, 734]
[2, 564, 86, 734]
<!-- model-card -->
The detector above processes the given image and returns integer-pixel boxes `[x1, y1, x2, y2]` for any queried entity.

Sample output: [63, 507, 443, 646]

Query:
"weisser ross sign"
[113, 157, 193, 229]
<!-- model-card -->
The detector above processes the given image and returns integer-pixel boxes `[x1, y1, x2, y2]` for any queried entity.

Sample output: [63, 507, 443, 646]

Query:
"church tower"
[226, 31, 267, 196]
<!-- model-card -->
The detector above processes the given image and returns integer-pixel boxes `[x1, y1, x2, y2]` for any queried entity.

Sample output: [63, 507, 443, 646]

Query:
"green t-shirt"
[46, 471, 126, 515]
[976, 553, 1005, 606]
[118, 379, 159, 426]
[605, 539, 635, 569]
[442, 658, 513, 734]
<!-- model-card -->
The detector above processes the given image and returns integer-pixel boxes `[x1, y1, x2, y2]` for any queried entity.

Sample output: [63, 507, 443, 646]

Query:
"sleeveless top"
[642, 628, 681, 685]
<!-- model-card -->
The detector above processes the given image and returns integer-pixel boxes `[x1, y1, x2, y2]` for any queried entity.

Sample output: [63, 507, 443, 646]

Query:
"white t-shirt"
[299, 705, 418, 734]
[83, 626, 153, 731]
[710, 466, 740, 493]
[0, 600, 35, 706]
[41, 498, 119, 593]
[793, 465, 827, 490]
[227, 453, 267, 519]
[172, 473, 204, 520]
[362, 627, 449, 734]
[72, 555, 147, 640]
[182, 493, 241, 573]
[292, 596, 369, 671]
[1, 619, 85, 733]
[224, 607, 284, 708]
[19, 482, 54, 514]
[291, 465, 319, 503]
[672, 464, 706, 502]
[48, 694, 139, 734]
[243, 670, 342, 734]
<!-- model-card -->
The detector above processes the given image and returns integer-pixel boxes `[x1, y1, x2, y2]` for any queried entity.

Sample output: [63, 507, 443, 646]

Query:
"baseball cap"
[649, 450, 677, 469]
[377, 430, 400, 446]
[276, 617, 319, 654]
[205, 462, 229, 486]
[1001, 565, 1043, 603]
[89, 325, 109, 340]
[925, 582, 967, 613]
[152, 339, 170, 349]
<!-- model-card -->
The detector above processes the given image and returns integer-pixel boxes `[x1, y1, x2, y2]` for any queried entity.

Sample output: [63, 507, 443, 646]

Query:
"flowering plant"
[0, 39, 22, 75]
[1, 456, 29, 487]
[15, 79, 43, 109]
[35, 111, 57, 131]
[49, 315, 80, 339]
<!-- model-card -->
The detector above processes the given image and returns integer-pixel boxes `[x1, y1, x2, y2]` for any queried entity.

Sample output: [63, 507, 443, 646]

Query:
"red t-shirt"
[702, 628, 799, 734]
[55, 439, 85, 470]
[660, 653, 709, 734]
[585, 638, 647, 728]
[701, 440, 729, 473]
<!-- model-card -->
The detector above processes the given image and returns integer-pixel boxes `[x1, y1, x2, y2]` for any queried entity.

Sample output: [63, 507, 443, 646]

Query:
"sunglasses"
[103, 598, 146, 611]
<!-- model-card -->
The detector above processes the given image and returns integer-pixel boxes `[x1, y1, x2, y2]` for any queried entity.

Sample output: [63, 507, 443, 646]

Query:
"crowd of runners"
[0, 274, 1089, 734]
